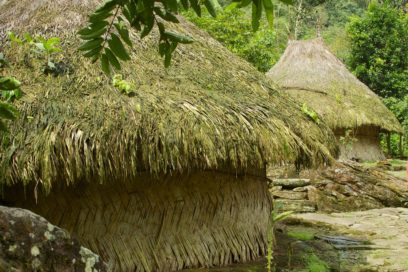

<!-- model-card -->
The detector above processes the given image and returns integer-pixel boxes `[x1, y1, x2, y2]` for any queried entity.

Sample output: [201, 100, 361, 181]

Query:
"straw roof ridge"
[0, 1, 336, 192]
[267, 38, 402, 134]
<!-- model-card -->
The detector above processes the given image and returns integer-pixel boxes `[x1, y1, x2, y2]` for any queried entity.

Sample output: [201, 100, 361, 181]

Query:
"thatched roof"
[0, 1, 336, 192]
[267, 38, 402, 134]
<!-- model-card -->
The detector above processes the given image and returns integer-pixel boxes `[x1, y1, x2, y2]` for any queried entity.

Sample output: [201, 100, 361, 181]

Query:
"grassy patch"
[287, 230, 315, 241]
[304, 254, 329, 272]
[388, 171, 406, 179]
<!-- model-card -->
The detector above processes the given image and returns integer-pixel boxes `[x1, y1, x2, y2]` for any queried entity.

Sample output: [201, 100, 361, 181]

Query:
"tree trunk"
[399, 135, 403, 158]
[294, 0, 303, 40]
[387, 133, 392, 157]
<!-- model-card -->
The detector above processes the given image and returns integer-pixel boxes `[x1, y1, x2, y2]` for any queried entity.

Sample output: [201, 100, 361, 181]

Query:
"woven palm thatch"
[0, 1, 336, 271]
[0, 1, 336, 191]
[267, 38, 402, 134]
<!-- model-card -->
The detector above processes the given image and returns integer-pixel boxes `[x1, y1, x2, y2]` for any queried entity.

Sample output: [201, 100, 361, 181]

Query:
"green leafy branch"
[8, 32, 63, 74]
[78, 0, 293, 74]
[301, 103, 320, 124]
[0, 77, 21, 132]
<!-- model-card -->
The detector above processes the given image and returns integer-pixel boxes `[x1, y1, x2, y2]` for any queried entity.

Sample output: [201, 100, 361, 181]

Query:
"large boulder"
[0, 206, 106, 272]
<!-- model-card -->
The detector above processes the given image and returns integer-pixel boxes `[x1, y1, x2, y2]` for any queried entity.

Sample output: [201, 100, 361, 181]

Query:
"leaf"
[89, 9, 113, 23]
[83, 46, 103, 58]
[94, 0, 117, 13]
[100, 54, 111, 75]
[0, 102, 17, 120]
[238, 0, 252, 8]
[24, 33, 33, 43]
[105, 48, 121, 70]
[251, 0, 262, 31]
[140, 15, 155, 38]
[190, 0, 201, 16]
[0, 77, 21, 90]
[78, 21, 109, 36]
[263, 0, 274, 27]
[273, 211, 294, 222]
[114, 21, 132, 46]
[225, 2, 239, 11]
[0, 120, 6, 132]
[80, 26, 107, 40]
[108, 34, 131, 60]
[204, 0, 217, 17]
[154, 7, 179, 23]
[181, 0, 189, 10]
[164, 31, 194, 44]
[278, 0, 294, 5]
[78, 38, 103, 51]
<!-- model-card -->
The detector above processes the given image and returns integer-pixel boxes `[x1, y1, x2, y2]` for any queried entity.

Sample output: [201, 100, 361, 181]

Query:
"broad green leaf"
[140, 15, 155, 38]
[225, 2, 239, 11]
[251, 0, 262, 31]
[190, 0, 202, 16]
[238, 0, 252, 8]
[164, 31, 194, 44]
[108, 34, 131, 60]
[278, 0, 294, 5]
[273, 211, 294, 222]
[263, 0, 274, 27]
[80, 26, 107, 40]
[24, 33, 33, 43]
[204, 0, 217, 17]
[0, 102, 17, 120]
[181, 0, 189, 10]
[114, 21, 132, 46]
[105, 48, 121, 70]
[0, 77, 21, 90]
[89, 10, 113, 23]
[78, 21, 109, 36]
[94, 0, 117, 13]
[100, 54, 111, 75]
[78, 38, 103, 51]
[83, 46, 103, 58]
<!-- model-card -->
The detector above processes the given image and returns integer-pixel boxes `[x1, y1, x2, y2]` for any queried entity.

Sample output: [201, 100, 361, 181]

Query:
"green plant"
[347, 2, 408, 99]
[301, 103, 320, 124]
[78, 0, 294, 74]
[287, 230, 315, 241]
[266, 209, 294, 272]
[7, 32, 63, 74]
[304, 253, 329, 272]
[112, 74, 134, 95]
[0, 77, 20, 132]
[339, 129, 358, 151]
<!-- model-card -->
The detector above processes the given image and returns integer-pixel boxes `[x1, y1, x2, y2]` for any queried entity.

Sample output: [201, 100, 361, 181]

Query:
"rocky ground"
[289, 208, 408, 272]
[0, 206, 106, 271]
[268, 161, 408, 213]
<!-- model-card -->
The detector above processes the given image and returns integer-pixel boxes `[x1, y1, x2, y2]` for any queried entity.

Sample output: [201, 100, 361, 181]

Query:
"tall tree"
[347, 1, 408, 98]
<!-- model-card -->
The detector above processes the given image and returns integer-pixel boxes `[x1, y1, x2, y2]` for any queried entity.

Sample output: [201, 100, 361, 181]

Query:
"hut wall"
[4, 171, 271, 272]
[334, 126, 385, 161]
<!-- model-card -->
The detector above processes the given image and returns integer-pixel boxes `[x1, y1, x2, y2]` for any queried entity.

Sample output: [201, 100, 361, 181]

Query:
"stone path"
[293, 208, 408, 272]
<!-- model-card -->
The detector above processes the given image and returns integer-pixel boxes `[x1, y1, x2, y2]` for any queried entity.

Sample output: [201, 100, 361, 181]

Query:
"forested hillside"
[185, 0, 408, 157]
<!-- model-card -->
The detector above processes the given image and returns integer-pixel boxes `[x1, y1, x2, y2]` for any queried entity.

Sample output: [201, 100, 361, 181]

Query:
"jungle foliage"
[347, 2, 408, 157]
[78, 0, 295, 74]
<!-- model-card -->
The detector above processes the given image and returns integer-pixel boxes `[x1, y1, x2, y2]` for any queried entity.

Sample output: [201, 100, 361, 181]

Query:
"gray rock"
[273, 179, 311, 188]
[0, 206, 107, 272]
[272, 190, 308, 200]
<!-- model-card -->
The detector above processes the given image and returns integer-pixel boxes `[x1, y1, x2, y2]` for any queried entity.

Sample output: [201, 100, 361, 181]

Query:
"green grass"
[287, 230, 315, 241]
[304, 254, 329, 272]
[388, 171, 406, 179]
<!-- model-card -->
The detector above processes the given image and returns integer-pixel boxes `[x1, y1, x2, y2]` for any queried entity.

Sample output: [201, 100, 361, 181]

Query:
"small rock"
[273, 179, 311, 188]
[272, 190, 308, 200]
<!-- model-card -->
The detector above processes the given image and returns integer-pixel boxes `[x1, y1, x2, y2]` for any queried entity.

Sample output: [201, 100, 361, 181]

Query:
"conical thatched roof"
[267, 38, 402, 134]
[0, 1, 336, 192]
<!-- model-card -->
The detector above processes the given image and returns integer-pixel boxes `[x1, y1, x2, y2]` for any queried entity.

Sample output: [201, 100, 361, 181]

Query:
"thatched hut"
[267, 38, 402, 161]
[0, 1, 336, 271]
